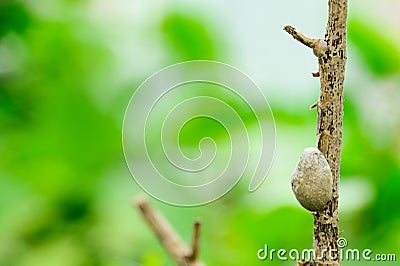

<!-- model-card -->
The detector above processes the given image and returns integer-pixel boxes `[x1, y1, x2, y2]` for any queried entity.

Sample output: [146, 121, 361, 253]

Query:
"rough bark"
[285, 0, 347, 265]
[314, 1, 347, 265]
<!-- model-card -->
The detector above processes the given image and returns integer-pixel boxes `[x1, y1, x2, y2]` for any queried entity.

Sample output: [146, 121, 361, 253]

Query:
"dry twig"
[134, 196, 205, 266]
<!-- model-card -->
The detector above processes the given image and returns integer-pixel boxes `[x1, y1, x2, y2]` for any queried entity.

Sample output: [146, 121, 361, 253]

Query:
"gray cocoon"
[291, 147, 333, 212]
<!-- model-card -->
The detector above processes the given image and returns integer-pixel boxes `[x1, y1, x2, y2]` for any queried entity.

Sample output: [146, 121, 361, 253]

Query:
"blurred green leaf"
[205, 207, 313, 266]
[348, 17, 400, 76]
[0, 1, 30, 38]
[162, 11, 221, 61]
[0, 81, 32, 130]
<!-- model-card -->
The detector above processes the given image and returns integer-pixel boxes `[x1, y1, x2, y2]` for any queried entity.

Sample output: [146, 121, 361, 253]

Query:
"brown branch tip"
[283, 25, 317, 48]
[312, 71, 320, 77]
[134, 196, 204, 266]
[186, 220, 202, 262]
[283, 25, 327, 58]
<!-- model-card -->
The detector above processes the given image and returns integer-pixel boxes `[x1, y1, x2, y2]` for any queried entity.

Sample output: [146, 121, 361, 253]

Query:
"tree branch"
[284, 0, 348, 265]
[283, 25, 317, 48]
[186, 220, 201, 263]
[134, 196, 205, 266]
[313, 2, 347, 265]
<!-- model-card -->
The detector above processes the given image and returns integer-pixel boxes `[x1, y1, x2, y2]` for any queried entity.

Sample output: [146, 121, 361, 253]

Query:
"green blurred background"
[1, 0, 399, 265]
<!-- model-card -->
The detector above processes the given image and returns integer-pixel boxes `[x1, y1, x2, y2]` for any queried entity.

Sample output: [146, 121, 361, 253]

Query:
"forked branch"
[134, 196, 205, 266]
